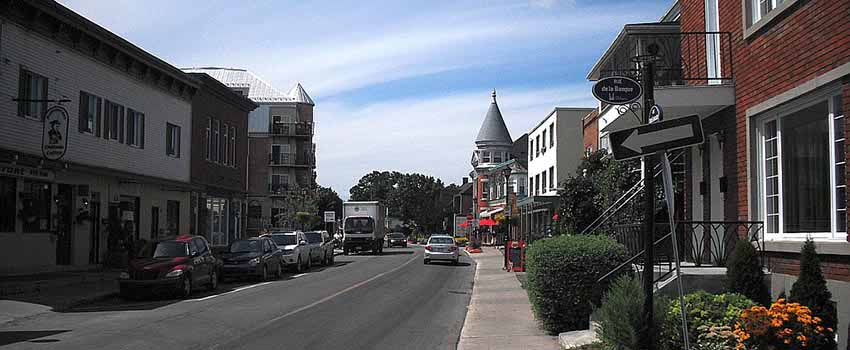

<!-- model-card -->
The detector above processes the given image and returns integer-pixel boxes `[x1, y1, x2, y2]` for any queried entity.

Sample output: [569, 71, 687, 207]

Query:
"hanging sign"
[42, 105, 70, 160]
[592, 76, 642, 105]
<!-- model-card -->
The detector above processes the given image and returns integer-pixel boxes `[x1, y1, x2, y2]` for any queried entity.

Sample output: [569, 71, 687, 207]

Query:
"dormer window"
[494, 152, 502, 163]
[482, 151, 491, 163]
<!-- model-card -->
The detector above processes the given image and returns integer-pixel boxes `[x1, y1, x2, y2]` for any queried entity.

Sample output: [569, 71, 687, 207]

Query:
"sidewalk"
[458, 247, 560, 350]
[0, 269, 120, 323]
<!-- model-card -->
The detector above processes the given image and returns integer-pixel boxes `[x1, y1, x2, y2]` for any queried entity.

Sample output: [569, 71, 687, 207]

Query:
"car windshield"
[429, 237, 454, 245]
[305, 232, 322, 244]
[344, 217, 374, 233]
[269, 235, 297, 246]
[229, 240, 260, 253]
[152, 241, 189, 258]
[389, 233, 405, 238]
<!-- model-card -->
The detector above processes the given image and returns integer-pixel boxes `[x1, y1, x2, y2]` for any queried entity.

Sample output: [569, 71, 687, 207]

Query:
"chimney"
[462, 177, 469, 185]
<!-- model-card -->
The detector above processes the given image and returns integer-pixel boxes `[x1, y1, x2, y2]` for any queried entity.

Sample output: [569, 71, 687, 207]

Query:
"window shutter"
[95, 98, 102, 137]
[17, 69, 26, 117]
[78, 93, 87, 133]
[41, 76, 48, 120]
[140, 114, 145, 149]
[118, 107, 125, 143]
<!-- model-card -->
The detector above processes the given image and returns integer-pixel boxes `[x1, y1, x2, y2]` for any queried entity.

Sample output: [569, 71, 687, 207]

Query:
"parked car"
[220, 237, 283, 281]
[424, 235, 460, 265]
[304, 231, 335, 267]
[119, 235, 220, 299]
[386, 233, 407, 248]
[263, 231, 310, 272]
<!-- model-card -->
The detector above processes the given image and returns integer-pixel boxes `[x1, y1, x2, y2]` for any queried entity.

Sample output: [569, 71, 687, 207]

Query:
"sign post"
[639, 59, 657, 350]
[661, 152, 691, 350]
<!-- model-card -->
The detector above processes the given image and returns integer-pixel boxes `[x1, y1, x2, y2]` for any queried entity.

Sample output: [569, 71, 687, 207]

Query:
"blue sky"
[60, 0, 672, 198]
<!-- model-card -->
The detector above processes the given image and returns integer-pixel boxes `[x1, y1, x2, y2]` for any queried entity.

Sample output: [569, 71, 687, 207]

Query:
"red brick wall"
[582, 110, 599, 154]
[768, 253, 850, 283]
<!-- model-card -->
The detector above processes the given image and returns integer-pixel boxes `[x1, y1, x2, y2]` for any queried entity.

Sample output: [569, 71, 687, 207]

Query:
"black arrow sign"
[609, 115, 704, 161]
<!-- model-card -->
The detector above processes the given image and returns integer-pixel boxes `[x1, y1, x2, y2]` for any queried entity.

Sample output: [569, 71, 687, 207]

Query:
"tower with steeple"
[471, 90, 513, 170]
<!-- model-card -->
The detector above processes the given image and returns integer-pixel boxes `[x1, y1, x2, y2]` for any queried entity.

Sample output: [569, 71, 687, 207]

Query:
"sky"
[59, 0, 672, 199]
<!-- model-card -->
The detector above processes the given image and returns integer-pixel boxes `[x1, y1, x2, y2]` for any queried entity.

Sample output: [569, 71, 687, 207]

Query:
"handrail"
[597, 231, 673, 283]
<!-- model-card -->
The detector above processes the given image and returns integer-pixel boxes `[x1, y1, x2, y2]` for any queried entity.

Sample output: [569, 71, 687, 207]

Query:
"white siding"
[529, 113, 558, 196]
[0, 22, 191, 182]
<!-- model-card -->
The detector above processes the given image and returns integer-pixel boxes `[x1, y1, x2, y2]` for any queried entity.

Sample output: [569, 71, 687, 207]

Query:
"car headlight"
[282, 249, 294, 255]
[119, 272, 130, 279]
[165, 269, 184, 277]
[249, 257, 260, 266]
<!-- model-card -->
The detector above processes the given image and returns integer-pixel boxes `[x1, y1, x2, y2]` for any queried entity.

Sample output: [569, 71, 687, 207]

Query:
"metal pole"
[640, 58, 656, 350]
[662, 152, 691, 350]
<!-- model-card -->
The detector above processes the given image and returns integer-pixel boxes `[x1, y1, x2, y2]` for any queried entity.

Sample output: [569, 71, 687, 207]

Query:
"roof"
[586, 22, 681, 81]
[186, 73, 258, 112]
[181, 67, 313, 104]
[475, 90, 513, 146]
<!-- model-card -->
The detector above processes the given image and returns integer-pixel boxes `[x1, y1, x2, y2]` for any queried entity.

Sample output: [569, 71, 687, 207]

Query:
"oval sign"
[42, 105, 70, 161]
[592, 76, 642, 105]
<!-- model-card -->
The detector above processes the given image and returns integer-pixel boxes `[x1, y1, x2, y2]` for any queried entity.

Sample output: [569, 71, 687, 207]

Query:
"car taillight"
[425, 245, 432, 251]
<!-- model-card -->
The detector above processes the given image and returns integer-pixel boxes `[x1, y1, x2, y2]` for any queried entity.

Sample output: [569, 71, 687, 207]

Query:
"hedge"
[525, 234, 631, 334]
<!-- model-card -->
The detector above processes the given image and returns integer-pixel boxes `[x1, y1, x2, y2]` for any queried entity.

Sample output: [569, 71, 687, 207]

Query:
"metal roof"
[181, 67, 313, 104]
[287, 83, 315, 105]
[475, 90, 513, 146]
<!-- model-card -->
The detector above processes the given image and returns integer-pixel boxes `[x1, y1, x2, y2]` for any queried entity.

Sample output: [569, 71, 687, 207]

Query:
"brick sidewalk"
[458, 247, 559, 350]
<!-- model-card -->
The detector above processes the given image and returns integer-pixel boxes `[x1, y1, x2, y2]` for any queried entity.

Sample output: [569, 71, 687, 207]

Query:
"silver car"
[424, 235, 460, 265]
[264, 231, 311, 272]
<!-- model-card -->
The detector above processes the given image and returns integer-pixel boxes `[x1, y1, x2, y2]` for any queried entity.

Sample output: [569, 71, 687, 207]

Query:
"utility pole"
[640, 45, 657, 350]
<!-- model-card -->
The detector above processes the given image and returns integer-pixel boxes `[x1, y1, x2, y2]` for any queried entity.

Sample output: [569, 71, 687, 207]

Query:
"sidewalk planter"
[525, 234, 629, 334]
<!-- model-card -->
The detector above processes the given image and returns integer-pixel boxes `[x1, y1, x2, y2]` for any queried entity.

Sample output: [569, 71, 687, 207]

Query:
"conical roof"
[287, 82, 315, 105]
[475, 90, 512, 146]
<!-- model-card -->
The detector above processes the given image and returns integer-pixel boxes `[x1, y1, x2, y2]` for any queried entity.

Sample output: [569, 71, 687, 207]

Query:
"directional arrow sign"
[609, 115, 704, 161]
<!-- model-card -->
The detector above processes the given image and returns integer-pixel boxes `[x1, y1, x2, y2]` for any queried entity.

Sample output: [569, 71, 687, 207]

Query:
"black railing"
[598, 32, 734, 86]
[270, 122, 313, 136]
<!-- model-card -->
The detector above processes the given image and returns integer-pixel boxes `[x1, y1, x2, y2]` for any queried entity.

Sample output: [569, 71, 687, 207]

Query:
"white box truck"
[342, 201, 387, 255]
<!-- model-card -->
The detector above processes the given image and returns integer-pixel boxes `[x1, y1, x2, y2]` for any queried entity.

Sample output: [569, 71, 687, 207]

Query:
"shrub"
[662, 291, 756, 350]
[734, 299, 833, 349]
[789, 239, 837, 349]
[725, 238, 770, 306]
[595, 275, 667, 350]
[525, 234, 630, 334]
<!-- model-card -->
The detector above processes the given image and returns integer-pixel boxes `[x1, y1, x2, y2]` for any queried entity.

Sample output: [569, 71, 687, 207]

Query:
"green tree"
[789, 239, 837, 349]
[349, 171, 452, 233]
[315, 186, 343, 219]
[725, 238, 770, 306]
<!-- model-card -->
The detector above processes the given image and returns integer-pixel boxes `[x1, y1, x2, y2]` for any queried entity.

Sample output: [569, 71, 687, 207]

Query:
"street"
[0, 247, 474, 350]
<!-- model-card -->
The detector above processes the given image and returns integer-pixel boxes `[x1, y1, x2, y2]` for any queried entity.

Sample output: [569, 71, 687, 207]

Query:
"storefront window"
[20, 181, 51, 232]
[0, 177, 15, 232]
[207, 198, 228, 246]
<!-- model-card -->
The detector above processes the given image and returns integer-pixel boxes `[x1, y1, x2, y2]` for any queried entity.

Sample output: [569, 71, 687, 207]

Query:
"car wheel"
[209, 270, 219, 291]
[179, 275, 192, 298]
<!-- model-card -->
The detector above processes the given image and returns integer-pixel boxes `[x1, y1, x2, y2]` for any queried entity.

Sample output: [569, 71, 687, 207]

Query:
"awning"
[479, 207, 504, 218]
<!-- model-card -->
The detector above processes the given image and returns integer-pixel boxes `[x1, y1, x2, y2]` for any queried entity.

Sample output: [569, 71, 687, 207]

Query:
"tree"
[725, 238, 770, 306]
[789, 239, 837, 349]
[315, 186, 343, 219]
[349, 171, 453, 233]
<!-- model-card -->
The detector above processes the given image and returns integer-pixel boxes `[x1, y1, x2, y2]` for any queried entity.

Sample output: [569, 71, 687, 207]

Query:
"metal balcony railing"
[597, 31, 734, 86]
[268, 183, 291, 194]
[269, 152, 314, 167]
[270, 122, 313, 137]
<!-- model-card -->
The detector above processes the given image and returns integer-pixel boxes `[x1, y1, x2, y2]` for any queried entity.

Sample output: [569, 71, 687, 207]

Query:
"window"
[17, 68, 48, 119]
[549, 166, 555, 191]
[0, 177, 15, 232]
[270, 174, 288, 193]
[758, 93, 845, 238]
[166, 123, 181, 158]
[206, 118, 211, 161]
[536, 135, 541, 155]
[21, 181, 51, 232]
[166, 200, 180, 236]
[104, 101, 124, 141]
[230, 126, 237, 167]
[706, 0, 721, 84]
[529, 140, 534, 160]
[212, 120, 219, 162]
[542, 171, 547, 193]
[126, 109, 144, 148]
[542, 130, 547, 151]
[549, 123, 555, 148]
[223, 123, 229, 166]
[207, 198, 228, 246]
[494, 151, 502, 163]
[586, 145, 594, 157]
[78, 92, 101, 135]
[482, 151, 491, 163]
[220, 123, 227, 165]
[271, 207, 286, 227]
[535, 174, 541, 195]
[529, 177, 534, 196]
[750, 0, 785, 24]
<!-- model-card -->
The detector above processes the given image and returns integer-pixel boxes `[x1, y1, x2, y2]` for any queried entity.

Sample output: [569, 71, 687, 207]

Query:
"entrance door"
[88, 199, 101, 264]
[56, 184, 73, 265]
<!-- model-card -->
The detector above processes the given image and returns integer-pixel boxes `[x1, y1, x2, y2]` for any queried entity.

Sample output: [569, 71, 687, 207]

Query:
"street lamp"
[501, 167, 512, 270]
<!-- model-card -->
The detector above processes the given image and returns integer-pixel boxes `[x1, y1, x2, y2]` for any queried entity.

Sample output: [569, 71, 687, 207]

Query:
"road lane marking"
[260, 252, 420, 326]
[290, 273, 308, 278]
[193, 282, 273, 301]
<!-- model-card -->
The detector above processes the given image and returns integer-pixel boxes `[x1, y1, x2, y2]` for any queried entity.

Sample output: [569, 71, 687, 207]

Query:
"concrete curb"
[456, 250, 480, 349]
[55, 291, 118, 312]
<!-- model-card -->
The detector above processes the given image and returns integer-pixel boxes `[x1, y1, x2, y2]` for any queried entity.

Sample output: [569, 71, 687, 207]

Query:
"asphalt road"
[0, 246, 475, 350]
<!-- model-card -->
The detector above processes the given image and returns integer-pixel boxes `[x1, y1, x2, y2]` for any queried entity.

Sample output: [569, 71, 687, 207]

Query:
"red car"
[119, 235, 220, 298]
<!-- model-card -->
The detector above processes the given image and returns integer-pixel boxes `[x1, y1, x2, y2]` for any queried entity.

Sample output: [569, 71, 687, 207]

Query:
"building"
[582, 109, 600, 155]
[186, 73, 257, 248]
[0, 1, 197, 274]
[469, 90, 528, 244]
[589, 0, 850, 346]
[451, 178, 474, 238]
[182, 68, 317, 234]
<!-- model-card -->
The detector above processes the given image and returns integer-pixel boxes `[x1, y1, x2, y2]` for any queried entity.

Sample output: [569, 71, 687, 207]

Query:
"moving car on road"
[304, 231, 335, 267]
[220, 237, 283, 281]
[385, 233, 407, 248]
[119, 235, 220, 298]
[264, 231, 311, 272]
[424, 235, 460, 265]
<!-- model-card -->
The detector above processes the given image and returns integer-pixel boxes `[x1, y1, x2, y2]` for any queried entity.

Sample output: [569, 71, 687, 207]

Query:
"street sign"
[592, 76, 642, 105]
[610, 114, 704, 161]
[323, 211, 335, 223]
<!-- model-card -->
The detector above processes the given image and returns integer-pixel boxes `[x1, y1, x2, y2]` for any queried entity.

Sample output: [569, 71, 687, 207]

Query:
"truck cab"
[341, 201, 387, 255]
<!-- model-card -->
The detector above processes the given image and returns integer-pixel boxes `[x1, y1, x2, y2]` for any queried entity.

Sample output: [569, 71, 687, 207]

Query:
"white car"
[424, 235, 460, 265]
[263, 231, 311, 272]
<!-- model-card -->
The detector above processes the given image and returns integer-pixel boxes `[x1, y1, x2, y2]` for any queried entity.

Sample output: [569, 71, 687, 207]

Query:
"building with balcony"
[0, 1, 197, 274]
[182, 68, 317, 234]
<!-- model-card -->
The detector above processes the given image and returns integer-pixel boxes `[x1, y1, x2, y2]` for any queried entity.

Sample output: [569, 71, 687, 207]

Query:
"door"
[151, 206, 160, 240]
[56, 184, 73, 265]
[88, 200, 101, 264]
[190, 238, 209, 284]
